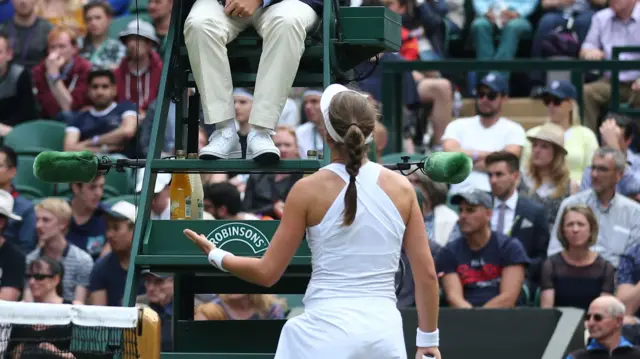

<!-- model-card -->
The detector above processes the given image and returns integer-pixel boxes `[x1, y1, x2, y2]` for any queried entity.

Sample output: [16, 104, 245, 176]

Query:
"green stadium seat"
[31, 196, 70, 206]
[4, 120, 66, 155]
[103, 154, 135, 199]
[15, 155, 55, 200]
[108, 13, 152, 40]
[129, 0, 149, 13]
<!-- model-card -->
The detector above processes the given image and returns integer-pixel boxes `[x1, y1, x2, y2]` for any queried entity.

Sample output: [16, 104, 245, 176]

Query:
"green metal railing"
[382, 53, 640, 154]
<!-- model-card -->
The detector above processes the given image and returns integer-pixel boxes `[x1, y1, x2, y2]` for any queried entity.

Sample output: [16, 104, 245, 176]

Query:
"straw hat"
[527, 122, 568, 155]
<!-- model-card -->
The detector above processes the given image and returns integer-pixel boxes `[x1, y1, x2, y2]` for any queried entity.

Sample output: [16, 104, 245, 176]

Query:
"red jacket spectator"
[114, 50, 162, 114]
[400, 27, 419, 61]
[32, 54, 91, 118]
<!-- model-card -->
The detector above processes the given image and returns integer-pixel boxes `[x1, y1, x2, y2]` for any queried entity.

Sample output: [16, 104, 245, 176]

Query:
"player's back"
[303, 161, 406, 305]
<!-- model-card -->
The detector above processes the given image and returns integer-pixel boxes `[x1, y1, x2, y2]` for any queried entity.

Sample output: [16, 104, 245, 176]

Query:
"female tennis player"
[184, 84, 441, 359]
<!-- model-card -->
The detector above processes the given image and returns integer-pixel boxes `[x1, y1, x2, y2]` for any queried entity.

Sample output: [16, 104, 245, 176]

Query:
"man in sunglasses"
[442, 72, 526, 194]
[566, 295, 640, 359]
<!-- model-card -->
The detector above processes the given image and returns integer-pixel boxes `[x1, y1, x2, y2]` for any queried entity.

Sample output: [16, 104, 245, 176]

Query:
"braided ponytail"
[326, 91, 377, 226]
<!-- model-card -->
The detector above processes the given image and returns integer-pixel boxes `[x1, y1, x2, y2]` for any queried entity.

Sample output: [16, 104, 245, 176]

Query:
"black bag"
[541, 15, 581, 58]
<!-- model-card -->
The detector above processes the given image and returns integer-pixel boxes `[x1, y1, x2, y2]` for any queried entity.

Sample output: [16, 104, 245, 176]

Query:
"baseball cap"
[105, 201, 137, 223]
[141, 269, 170, 279]
[135, 168, 172, 194]
[450, 189, 492, 208]
[0, 189, 21, 221]
[478, 73, 509, 95]
[539, 80, 577, 100]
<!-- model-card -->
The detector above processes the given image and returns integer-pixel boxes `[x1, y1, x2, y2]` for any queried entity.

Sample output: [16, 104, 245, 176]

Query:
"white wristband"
[207, 248, 232, 272]
[416, 328, 439, 348]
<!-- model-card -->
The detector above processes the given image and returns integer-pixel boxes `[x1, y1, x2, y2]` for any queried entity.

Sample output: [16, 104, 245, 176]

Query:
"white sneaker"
[247, 128, 280, 164]
[199, 126, 240, 160]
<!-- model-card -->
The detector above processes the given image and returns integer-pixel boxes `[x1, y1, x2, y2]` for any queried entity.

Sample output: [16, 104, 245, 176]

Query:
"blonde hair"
[557, 204, 599, 249]
[194, 295, 288, 320]
[526, 140, 571, 199]
[35, 198, 72, 225]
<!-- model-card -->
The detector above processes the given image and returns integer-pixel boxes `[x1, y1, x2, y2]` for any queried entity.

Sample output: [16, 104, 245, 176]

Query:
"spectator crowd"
[0, 0, 638, 354]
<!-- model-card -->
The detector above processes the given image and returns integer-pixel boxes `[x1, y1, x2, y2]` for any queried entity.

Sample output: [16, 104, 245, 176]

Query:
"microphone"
[383, 152, 472, 184]
[33, 151, 146, 183]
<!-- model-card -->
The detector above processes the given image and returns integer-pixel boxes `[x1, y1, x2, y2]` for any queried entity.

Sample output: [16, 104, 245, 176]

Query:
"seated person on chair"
[63, 69, 138, 157]
[437, 189, 530, 308]
[183, 0, 321, 163]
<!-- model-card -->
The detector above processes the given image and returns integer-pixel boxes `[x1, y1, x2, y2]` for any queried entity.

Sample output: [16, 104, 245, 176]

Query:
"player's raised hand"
[183, 229, 216, 254]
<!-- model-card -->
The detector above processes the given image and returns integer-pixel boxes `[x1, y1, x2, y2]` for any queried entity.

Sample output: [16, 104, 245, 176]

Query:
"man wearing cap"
[437, 189, 530, 308]
[442, 73, 526, 194]
[31, 25, 92, 119]
[0, 189, 25, 301]
[88, 200, 141, 306]
[295, 89, 324, 159]
[183, 0, 320, 164]
[136, 169, 171, 220]
[63, 68, 138, 157]
[136, 270, 173, 351]
[114, 19, 162, 118]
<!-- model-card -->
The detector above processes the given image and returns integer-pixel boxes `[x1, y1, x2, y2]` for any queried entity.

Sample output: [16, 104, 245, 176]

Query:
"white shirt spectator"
[442, 115, 526, 193]
[296, 122, 323, 159]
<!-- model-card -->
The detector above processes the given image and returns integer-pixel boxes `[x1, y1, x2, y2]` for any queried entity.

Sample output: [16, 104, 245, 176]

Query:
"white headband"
[233, 88, 253, 100]
[320, 84, 373, 144]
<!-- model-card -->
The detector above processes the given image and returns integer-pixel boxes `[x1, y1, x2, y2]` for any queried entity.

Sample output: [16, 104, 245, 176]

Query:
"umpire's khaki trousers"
[184, 0, 319, 129]
[583, 78, 640, 132]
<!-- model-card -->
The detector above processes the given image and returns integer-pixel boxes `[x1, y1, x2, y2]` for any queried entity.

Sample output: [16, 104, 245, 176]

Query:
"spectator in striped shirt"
[24, 197, 94, 304]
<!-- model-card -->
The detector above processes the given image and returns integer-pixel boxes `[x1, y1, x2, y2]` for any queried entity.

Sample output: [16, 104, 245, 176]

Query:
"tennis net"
[0, 301, 142, 359]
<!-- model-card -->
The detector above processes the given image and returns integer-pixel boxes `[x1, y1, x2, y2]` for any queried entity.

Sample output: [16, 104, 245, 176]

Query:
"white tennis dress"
[274, 162, 408, 359]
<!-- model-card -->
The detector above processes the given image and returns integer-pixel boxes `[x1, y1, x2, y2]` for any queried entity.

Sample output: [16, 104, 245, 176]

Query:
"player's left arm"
[184, 180, 309, 287]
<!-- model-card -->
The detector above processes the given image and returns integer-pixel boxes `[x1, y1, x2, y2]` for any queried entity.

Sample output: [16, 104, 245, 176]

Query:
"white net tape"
[0, 301, 139, 328]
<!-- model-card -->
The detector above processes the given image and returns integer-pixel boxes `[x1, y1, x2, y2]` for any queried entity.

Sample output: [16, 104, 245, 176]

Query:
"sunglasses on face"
[26, 273, 55, 281]
[476, 91, 499, 101]
[543, 97, 564, 106]
[585, 313, 605, 322]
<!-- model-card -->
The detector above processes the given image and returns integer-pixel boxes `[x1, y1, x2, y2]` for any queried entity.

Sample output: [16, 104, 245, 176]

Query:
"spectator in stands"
[244, 126, 302, 219]
[23, 198, 93, 304]
[78, 1, 125, 70]
[0, 146, 36, 253]
[529, 0, 603, 91]
[580, 0, 640, 133]
[0, 189, 25, 301]
[485, 151, 549, 286]
[616, 243, 640, 324]
[581, 117, 640, 200]
[140, 99, 176, 158]
[36, 0, 85, 36]
[232, 88, 254, 158]
[63, 69, 138, 157]
[184, 0, 319, 163]
[566, 296, 640, 359]
[136, 270, 173, 352]
[32, 25, 91, 119]
[411, 171, 459, 246]
[114, 20, 162, 120]
[0, 32, 37, 136]
[88, 200, 137, 306]
[24, 256, 70, 304]
[295, 89, 324, 159]
[0, 0, 53, 70]
[437, 189, 530, 308]
[523, 81, 599, 183]
[470, 0, 537, 79]
[135, 169, 171, 220]
[442, 73, 526, 193]
[203, 182, 259, 220]
[194, 294, 286, 320]
[521, 123, 579, 228]
[540, 205, 615, 310]
[147, 0, 172, 56]
[67, 174, 107, 259]
[548, 147, 640, 267]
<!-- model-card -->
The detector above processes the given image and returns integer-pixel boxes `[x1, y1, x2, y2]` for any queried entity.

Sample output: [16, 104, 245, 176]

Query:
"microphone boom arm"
[96, 155, 424, 177]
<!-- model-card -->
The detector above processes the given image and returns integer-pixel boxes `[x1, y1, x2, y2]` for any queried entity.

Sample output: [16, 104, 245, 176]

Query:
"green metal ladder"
[122, 0, 400, 356]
